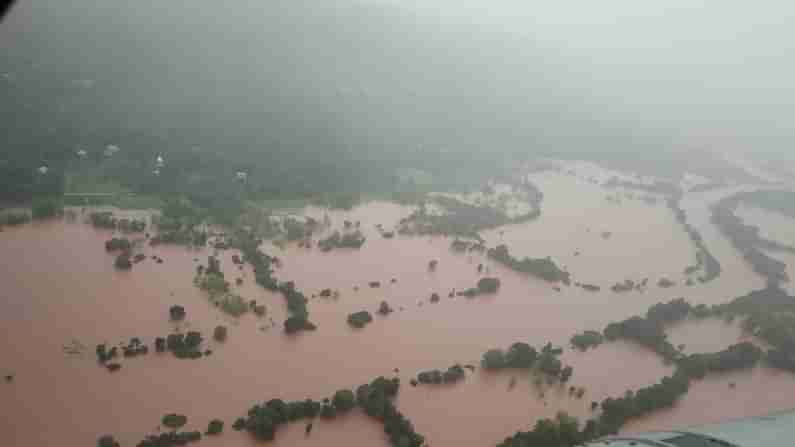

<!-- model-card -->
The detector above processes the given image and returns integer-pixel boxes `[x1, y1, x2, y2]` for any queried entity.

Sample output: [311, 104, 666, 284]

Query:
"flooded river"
[2, 171, 795, 446]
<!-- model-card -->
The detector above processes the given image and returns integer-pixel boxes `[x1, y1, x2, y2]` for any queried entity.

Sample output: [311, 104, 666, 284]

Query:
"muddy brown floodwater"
[2, 173, 795, 447]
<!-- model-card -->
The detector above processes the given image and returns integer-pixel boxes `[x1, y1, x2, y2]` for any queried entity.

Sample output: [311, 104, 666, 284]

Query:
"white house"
[155, 155, 165, 168]
[104, 145, 120, 157]
[236, 171, 248, 181]
[37, 165, 49, 175]
[76, 149, 88, 158]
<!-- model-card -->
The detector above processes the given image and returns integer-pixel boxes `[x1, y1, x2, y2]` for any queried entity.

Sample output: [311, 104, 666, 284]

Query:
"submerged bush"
[162, 414, 188, 429]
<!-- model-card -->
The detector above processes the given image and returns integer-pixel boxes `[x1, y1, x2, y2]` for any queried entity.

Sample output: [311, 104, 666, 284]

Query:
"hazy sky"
[363, 1, 795, 150]
[2, 0, 794, 157]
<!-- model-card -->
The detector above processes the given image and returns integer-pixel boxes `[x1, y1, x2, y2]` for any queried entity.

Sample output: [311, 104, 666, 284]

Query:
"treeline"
[318, 230, 366, 251]
[398, 195, 540, 240]
[232, 231, 316, 333]
[194, 256, 252, 317]
[234, 376, 424, 447]
[606, 177, 722, 284]
[457, 277, 501, 298]
[414, 364, 468, 385]
[0, 197, 62, 225]
[602, 298, 705, 362]
[712, 193, 789, 285]
[120, 413, 222, 446]
[499, 339, 767, 446]
[595, 288, 795, 373]
[150, 199, 210, 246]
[90, 211, 146, 232]
[481, 342, 572, 382]
[666, 194, 721, 283]
[487, 244, 570, 284]
[714, 285, 795, 373]
[94, 330, 213, 373]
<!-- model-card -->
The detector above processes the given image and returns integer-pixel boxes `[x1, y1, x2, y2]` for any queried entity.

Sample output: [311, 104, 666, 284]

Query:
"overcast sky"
[2, 0, 794, 157]
[361, 1, 795, 151]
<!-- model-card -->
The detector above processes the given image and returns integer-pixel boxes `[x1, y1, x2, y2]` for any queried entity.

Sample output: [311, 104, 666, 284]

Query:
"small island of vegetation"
[488, 244, 570, 284]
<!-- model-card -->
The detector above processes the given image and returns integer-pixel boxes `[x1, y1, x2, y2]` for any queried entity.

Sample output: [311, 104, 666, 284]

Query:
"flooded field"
[1, 169, 795, 447]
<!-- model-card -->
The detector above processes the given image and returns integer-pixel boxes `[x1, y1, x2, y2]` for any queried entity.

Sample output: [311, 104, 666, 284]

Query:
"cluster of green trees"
[118, 218, 146, 232]
[232, 231, 316, 333]
[596, 372, 692, 436]
[152, 332, 207, 359]
[357, 377, 425, 447]
[678, 342, 763, 378]
[714, 285, 795, 373]
[31, 197, 63, 219]
[105, 237, 131, 252]
[318, 230, 366, 251]
[95, 343, 119, 364]
[645, 298, 692, 323]
[481, 342, 570, 380]
[234, 376, 423, 447]
[97, 435, 120, 447]
[152, 229, 208, 246]
[378, 301, 394, 315]
[213, 326, 228, 342]
[284, 218, 311, 241]
[196, 271, 228, 295]
[90, 212, 118, 229]
[114, 252, 133, 270]
[162, 414, 188, 429]
[603, 298, 697, 362]
[499, 366, 703, 446]
[604, 316, 677, 361]
[416, 364, 466, 385]
[347, 311, 373, 328]
[234, 398, 322, 440]
[135, 430, 202, 446]
[570, 331, 604, 351]
[450, 238, 486, 253]
[95, 338, 148, 370]
[0, 211, 31, 226]
[458, 277, 502, 298]
[90, 211, 146, 232]
[121, 337, 149, 358]
[667, 195, 721, 283]
[497, 411, 594, 447]
[487, 244, 570, 284]
[482, 343, 537, 370]
[477, 277, 501, 293]
[193, 256, 250, 317]
[169, 305, 186, 321]
[601, 289, 795, 375]
[206, 419, 224, 436]
[610, 279, 639, 293]
[399, 195, 539, 240]
[148, 199, 210, 246]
